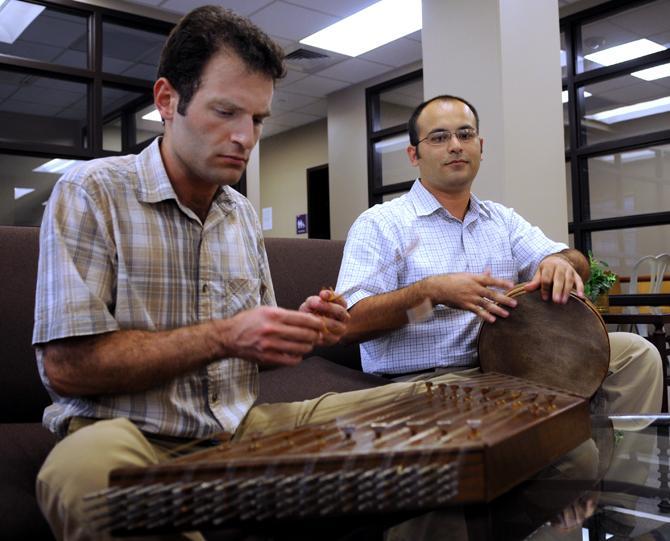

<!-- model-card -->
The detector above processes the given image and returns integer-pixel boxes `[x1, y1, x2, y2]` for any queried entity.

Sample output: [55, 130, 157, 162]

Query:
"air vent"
[285, 48, 329, 61]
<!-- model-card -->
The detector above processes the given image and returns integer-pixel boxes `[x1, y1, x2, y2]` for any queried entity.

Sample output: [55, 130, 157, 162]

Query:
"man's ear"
[480, 137, 484, 159]
[407, 144, 420, 166]
[154, 77, 178, 122]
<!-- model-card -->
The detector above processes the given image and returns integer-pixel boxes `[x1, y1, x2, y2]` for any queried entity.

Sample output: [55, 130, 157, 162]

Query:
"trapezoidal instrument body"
[88, 285, 606, 534]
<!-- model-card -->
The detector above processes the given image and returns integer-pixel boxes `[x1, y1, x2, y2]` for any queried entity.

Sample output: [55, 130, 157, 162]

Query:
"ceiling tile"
[406, 30, 422, 42]
[359, 37, 422, 67]
[286, 0, 379, 18]
[159, 0, 213, 15]
[281, 75, 349, 97]
[1, 99, 62, 116]
[261, 122, 292, 138]
[317, 58, 391, 83]
[295, 98, 327, 117]
[271, 110, 321, 127]
[276, 67, 309, 88]
[20, 17, 86, 48]
[250, 2, 338, 41]
[159, 0, 274, 16]
[272, 89, 319, 112]
[130, 0, 164, 6]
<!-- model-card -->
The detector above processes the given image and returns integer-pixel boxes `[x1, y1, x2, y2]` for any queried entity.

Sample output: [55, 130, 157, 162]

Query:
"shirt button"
[202, 283, 209, 293]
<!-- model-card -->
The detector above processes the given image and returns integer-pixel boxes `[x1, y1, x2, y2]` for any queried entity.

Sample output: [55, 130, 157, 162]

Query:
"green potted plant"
[584, 252, 618, 310]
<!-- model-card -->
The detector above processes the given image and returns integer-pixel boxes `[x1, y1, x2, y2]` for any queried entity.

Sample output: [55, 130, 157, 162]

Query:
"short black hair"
[158, 5, 286, 116]
[408, 95, 480, 147]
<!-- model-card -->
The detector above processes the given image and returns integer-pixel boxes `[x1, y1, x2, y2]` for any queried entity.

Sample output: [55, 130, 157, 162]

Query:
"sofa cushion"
[257, 356, 388, 405]
[0, 423, 57, 540]
[0, 226, 51, 423]
[264, 238, 362, 370]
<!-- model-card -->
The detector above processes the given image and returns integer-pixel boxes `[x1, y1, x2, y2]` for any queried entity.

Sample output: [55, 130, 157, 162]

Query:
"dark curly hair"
[158, 5, 286, 115]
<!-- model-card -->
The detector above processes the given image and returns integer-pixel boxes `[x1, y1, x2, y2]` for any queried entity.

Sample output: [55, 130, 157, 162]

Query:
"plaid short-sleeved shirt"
[33, 138, 275, 438]
[336, 179, 567, 375]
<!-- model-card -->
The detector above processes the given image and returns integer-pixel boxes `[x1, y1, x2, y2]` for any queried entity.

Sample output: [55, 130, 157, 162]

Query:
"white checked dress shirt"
[33, 138, 274, 438]
[336, 179, 566, 375]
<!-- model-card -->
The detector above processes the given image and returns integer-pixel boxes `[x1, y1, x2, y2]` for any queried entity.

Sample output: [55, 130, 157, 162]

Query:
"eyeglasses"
[416, 128, 478, 146]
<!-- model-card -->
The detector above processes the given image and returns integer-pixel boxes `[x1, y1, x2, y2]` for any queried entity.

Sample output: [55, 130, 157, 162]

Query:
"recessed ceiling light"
[0, 0, 45, 44]
[561, 90, 592, 104]
[33, 158, 85, 174]
[300, 0, 421, 57]
[14, 187, 34, 200]
[585, 95, 670, 124]
[142, 109, 162, 122]
[584, 38, 666, 67]
[631, 62, 670, 81]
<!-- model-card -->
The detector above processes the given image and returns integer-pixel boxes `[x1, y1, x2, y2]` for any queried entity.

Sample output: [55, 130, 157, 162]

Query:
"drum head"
[477, 286, 609, 398]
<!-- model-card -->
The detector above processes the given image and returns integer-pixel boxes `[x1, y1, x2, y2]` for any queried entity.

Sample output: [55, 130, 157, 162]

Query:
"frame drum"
[477, 285, 609, 398]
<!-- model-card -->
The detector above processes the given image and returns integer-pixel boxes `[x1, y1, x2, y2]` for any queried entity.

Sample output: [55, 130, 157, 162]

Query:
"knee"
[37, 418, 158, 508]
[608, 332, 663, 382]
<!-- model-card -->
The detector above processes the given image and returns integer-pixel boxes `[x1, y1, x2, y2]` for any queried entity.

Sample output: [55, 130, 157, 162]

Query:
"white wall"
[328, 62, 422, 240]
[259, 119, 328, 238]
[422, 0, 568, 243]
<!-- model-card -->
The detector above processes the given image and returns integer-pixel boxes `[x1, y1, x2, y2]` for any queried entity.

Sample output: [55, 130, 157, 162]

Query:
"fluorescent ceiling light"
[0, 0, 45, 44]
[142, 109, 162, 122]
[632, 62, 670, 81]
[300, 0, 421, 57]
[596, 149, 656, 163]
[584, 38, 666, 67]
[376, 133, 409, 153]
[585, 95, 670, 124]
[561, 90, 592, 103]
[14, 187, 34, 200]
[33, 158, 85, 174]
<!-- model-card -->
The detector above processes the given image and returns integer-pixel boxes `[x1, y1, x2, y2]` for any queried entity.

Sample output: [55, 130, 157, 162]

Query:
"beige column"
[422, 0, 568, 243]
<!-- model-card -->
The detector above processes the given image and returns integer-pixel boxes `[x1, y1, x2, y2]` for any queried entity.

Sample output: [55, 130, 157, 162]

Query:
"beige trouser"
[36, 331, 662, 541]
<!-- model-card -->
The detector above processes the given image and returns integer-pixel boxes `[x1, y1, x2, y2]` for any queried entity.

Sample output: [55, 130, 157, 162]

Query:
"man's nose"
[231, 117, 256, 149]
[446, 135, 463, 153]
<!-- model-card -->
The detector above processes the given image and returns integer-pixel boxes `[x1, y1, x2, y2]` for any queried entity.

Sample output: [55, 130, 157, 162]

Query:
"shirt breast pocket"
[223, 277, 262, 315]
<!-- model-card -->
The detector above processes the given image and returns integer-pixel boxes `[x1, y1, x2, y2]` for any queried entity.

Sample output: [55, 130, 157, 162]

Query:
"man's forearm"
[342, 281, 430, 344]
[42, 320, 231, 397]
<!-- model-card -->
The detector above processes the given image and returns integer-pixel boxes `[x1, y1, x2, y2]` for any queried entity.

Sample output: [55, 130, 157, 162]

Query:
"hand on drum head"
[524, 253, 585, 304]
[423, 271, 516, 323]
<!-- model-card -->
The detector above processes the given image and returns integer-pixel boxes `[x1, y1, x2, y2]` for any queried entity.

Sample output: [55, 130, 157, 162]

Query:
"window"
[0, 1, 171, 226]
[366, 70, 423, 205]
[562, 0, 670, 278]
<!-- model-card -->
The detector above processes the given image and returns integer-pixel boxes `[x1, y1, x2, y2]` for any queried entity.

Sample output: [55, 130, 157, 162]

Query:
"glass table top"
[200, 415, 670, 541]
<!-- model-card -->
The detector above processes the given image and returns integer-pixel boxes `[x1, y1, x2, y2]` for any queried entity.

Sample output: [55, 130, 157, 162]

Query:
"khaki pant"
[36, 332, 662, 541]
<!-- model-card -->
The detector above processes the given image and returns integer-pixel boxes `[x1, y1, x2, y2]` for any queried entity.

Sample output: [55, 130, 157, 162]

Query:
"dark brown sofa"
[0, 225, 386, 540]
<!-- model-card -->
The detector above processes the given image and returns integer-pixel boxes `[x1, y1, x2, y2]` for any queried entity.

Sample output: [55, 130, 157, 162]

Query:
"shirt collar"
[134, 137, 236, 215]
[409, 178, 492, 221]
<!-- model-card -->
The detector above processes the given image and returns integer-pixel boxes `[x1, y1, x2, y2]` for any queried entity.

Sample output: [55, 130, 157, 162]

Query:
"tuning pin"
[466, 419, 482, 439]
[370, 422, 388, 439]
[341, 425, 356, 440]
[424, 381, 434, 398]
[406, 420, 428, 436]
[436, 419, 453, 436]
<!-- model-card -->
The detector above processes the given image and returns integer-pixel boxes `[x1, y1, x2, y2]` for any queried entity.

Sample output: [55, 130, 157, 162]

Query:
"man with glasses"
[336, 94, 662, 414]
